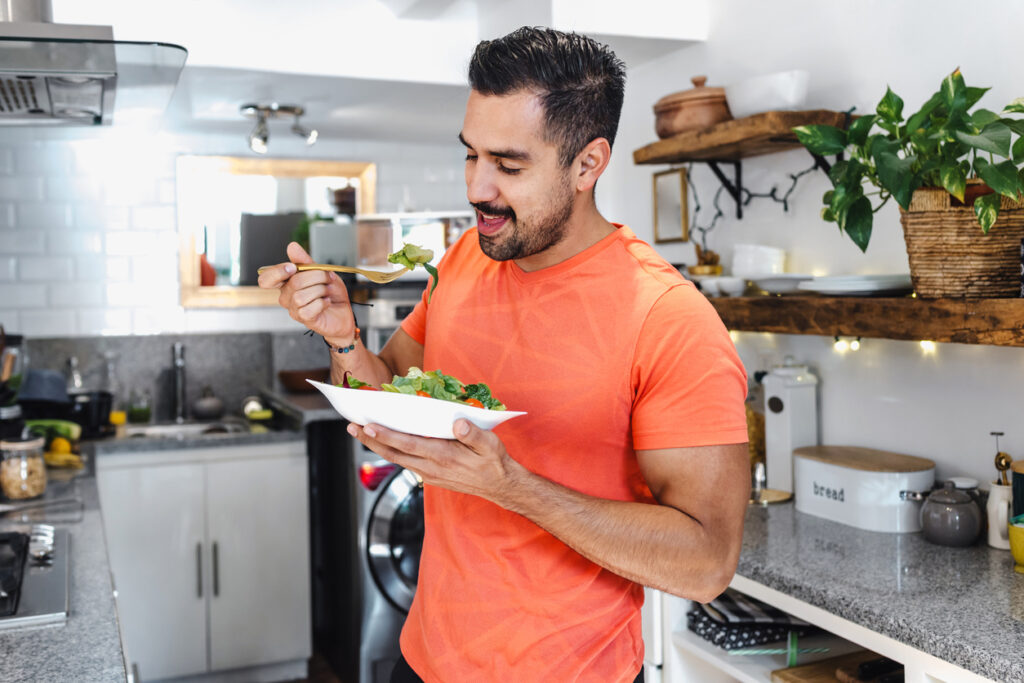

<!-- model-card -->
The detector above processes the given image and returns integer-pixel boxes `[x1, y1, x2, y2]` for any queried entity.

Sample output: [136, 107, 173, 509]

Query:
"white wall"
[603, 0, 1024, 484]
[0, 126, 466, 338]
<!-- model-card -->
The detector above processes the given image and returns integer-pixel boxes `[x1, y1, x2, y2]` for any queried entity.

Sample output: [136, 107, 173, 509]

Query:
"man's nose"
[466, 163, 498, 205]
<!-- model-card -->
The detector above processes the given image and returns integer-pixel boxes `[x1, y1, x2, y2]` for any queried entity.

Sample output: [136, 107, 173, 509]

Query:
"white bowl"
[725, 70, 809, 119]
[717, 276, 747, 297]
[308, 379, 527, 439]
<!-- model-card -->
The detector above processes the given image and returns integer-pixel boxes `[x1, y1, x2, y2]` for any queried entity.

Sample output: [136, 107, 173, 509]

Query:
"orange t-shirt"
[399, 225, 748, 682]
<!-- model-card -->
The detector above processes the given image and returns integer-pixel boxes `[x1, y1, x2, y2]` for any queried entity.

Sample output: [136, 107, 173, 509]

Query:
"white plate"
[308, 379, 527, 439]
[797, 274, 913, 296]
[753, 274, 813, 294]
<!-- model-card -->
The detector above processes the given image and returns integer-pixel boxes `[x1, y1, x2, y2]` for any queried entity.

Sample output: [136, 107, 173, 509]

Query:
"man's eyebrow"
[458, 132, 532, 162]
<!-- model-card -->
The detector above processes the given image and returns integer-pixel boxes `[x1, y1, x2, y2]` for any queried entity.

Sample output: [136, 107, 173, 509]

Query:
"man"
[260, 26, 749, 683]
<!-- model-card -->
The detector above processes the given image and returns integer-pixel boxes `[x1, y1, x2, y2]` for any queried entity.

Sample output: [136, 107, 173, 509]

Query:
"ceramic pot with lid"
[653, 76, 733, 139]
[920, 481, 983, 547]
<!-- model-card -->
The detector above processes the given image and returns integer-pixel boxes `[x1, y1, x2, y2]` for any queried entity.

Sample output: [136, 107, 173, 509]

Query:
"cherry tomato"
[357, 385, 380, 391]
[416, 390, 431, 398]
[462, 397, 484, 409]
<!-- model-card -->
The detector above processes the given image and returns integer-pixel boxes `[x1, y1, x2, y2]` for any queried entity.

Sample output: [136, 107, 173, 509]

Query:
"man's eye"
[498, 164, 521, 175]
[465, 153, 477, 162]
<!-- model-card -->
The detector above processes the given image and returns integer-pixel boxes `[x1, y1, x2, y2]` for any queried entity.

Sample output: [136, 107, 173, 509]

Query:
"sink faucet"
[172, 342, 186, 423]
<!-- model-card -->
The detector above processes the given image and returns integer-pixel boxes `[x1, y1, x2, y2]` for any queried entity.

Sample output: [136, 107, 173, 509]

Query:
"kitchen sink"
[122, 419, 251, 439]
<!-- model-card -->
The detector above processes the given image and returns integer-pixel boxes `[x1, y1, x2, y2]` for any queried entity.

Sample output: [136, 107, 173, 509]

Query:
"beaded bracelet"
[324, 328, 360, 354]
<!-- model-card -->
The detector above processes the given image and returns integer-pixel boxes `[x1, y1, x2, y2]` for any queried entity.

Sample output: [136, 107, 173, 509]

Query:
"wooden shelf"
[707, 296, 1024, 347]
[633, 109, 851, 165]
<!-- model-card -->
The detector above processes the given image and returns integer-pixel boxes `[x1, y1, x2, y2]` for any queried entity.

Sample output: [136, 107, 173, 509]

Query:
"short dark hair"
[468, 26, 626, 167]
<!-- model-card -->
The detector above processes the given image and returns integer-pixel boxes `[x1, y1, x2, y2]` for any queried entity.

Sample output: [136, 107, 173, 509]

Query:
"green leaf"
[906, 91, 942, 133]
[846, 115, 878, 146]
[424, 263, 439, 303]
[1002, 97, 1024, 114]
[971, 108, 1001, 128]
[821, 206, 836, 223]
[973, 192, 1001, 233]
[872, 138, 918, 209]
[966, 87, 991, 110]
[939, 164, 966, 202]
[877, 87, 904, 123]
[793, 124, 848, 156]
[974, 157, 1024, 200]
[954, 121, 1012, 157]
[941, 69, 968, 115]
[843, 196, 874, 252]
[1001, 118, 1024, 137]
[1013, 136, 1024, 163]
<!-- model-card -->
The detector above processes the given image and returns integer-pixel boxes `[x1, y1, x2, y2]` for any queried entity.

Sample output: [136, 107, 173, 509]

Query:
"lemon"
[50, 437, 72, 454]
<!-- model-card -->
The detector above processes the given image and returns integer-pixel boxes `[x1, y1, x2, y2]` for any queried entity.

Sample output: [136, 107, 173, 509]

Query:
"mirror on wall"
[177, 156, 377, 308]
[652, 167, 689, 244]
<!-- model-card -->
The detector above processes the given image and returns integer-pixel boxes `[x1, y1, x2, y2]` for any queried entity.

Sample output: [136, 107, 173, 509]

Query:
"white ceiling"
[164, 66, 472, 144]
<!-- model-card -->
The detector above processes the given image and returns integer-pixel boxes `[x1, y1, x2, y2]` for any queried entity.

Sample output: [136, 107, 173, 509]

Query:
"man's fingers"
[257, 261, 297, 289]
[286, 241, 314, 264]
[453, 419, 490, 452]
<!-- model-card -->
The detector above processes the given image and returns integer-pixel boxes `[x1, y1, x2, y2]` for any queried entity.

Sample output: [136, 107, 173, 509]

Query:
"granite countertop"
[0, 464, 126, 683]
[738, 502, 1024, 683]
[87, 426, 305, 456]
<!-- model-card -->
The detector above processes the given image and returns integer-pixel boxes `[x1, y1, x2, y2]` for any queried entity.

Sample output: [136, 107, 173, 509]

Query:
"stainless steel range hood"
[0, 0, 187, 126]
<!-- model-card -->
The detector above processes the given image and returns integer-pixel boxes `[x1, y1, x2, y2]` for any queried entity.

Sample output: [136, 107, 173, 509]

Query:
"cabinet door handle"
[195, 543, 202, 598]
[212, 541, 220, 597]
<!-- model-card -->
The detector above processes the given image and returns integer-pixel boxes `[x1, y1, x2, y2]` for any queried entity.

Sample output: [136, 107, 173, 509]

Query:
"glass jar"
[0, 436, 47, 500]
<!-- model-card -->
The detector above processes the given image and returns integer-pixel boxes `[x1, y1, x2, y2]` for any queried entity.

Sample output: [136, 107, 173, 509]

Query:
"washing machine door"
[367, 468, 424, 613]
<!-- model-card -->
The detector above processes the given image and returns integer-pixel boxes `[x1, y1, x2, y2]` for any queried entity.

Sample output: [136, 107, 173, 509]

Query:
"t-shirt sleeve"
[630, 283, 749, 451]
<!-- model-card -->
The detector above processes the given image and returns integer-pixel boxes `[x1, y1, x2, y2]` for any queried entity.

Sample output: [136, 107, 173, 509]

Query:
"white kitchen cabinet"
[97, 440, 311, 683]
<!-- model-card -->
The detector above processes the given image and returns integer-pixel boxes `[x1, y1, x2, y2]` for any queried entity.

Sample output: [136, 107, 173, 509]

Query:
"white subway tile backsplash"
[104, 257, 131, 282]
[103, 176, 158, 206]
[157, 179, 176, 205]
[0, 284, 48, 309]
[185, 307, 296, 333]
[77, 308, 132, 336]
[0, 177, 44, 202]
[73, 205, 130, 231]
[16, 203, 73, 230]
[19, 309, 74, 337]
[46, 176, 104, 203]
[0, 231, 46, 255]
[133, 307, 185, 334]
[0, 311, 19, 331]
[46, 230, 103, 255]
[18, 257, 74, 282]
[0, 257, 15, 281]
[74, 255, 107, 281]
[0, 150, 13, 175]
[50, 282, 105, 307]
[106, 281, 178, 308]
[131, 205, 176, 231]
[15, 145, 73, 175]
[105, 231, 157, 256]
[0, 204, 13, 229]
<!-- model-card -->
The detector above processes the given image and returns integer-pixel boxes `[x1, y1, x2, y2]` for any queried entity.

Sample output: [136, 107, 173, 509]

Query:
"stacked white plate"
[796, 274, 913, 296]
[752, 273, 813, 294]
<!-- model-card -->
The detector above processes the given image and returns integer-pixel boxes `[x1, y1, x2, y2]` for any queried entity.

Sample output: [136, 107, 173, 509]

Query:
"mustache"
[471, 201, 515, 221]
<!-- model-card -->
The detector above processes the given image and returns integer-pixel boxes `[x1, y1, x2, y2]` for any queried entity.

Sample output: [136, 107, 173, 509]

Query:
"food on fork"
[388, 244, 439, 301]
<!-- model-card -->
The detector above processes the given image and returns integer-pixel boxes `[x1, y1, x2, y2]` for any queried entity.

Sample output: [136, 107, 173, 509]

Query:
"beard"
[473, 175, 575, 262]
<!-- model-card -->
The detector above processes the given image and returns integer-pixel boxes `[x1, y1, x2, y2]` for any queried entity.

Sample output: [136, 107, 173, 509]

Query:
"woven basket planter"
[900, 186, 1024, 298]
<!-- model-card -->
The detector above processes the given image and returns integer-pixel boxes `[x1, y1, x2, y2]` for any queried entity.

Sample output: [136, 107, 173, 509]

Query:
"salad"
[341, 367, 506, 411]
[388, 243, 439, 301]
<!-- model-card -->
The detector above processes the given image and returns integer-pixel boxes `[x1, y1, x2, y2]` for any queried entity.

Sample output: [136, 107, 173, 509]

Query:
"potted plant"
[794, 69, 1024, 298]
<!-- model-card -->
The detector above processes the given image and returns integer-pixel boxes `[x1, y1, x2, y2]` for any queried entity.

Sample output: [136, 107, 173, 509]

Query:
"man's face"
[460, 90, 575, 262]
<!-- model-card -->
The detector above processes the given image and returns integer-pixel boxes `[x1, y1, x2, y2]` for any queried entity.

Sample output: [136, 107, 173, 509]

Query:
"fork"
[257, 263, 410, 284]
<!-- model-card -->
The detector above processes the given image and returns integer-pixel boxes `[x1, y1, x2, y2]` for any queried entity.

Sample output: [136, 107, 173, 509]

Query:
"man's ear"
[574, 138, 611, 192]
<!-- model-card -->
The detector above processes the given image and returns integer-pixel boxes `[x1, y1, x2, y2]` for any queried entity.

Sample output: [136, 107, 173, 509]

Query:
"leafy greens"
[388, 243, 439, 302]
[342, 367, 506, 410]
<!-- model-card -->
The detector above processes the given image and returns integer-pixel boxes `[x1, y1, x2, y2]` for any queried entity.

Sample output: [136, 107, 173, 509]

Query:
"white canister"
[987, 481, 1013, 550]
[763, 361, 818, 493]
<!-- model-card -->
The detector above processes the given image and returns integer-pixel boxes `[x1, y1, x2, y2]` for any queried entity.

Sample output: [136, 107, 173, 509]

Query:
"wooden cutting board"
[770, 650, 876, 683]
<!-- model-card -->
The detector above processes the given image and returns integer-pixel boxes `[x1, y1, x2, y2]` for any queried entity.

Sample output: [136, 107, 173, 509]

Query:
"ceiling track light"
[240, 103, 319, 154]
